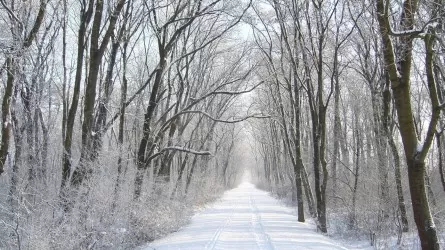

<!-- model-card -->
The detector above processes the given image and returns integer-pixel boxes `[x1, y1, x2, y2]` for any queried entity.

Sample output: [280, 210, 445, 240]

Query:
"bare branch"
[0, 0, 22, 27]
[174, 110, 270, 124]
[146, 146, 211, 162]
[24, 0, 48, 48]
[388, 18, 441, 38]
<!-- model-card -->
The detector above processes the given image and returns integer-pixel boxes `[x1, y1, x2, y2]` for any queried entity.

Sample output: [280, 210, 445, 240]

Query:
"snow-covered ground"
[140, 182, 365, 250]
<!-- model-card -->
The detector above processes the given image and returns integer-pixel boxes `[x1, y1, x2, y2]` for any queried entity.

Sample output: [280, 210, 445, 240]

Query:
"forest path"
[142, 182, 348, 250]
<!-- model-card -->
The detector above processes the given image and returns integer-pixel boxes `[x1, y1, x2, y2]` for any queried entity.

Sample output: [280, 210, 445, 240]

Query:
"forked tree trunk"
[73, 0, 126, 188]
[61, 0, 94, 195]
[376, 0, 440, 247]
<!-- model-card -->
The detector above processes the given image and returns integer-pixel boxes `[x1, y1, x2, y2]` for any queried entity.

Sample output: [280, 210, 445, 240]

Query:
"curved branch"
[146, 146, 211, 162]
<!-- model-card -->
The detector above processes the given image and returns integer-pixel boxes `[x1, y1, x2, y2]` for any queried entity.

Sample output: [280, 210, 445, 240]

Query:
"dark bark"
[388, 133, 409, 232]
[376, 0, 440, 246]
[72, 0, 126, 188]
[0, 0, 47, 178]
[8, 92, 22, 210]
[93, 39, 121, 156]
[136, 56, 166, 171]
[113, 38, 129, 210]
[408, 160, 440, 249]
[349, 117, 360, 229]
[332, 72, 341, 207]
[38, 109, 48, 186]
[0, 58, 14, 175]
[61, 0, 94, 192]
[437, 133, 445, 193]
[293, 81, 305, 222]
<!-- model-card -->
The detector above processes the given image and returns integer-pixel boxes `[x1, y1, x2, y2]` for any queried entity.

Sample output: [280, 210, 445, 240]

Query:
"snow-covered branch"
[194, 80, 264, 101]
[163, 146, 211, 156]
[174, 110, 270, 124]
[146, 146, 211, 162]
[388, 19, 440, 38]
[157, 80, 265, 133]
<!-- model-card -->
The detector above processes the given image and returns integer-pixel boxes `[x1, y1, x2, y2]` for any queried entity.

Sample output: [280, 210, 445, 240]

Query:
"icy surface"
[141, 182, 349, 250]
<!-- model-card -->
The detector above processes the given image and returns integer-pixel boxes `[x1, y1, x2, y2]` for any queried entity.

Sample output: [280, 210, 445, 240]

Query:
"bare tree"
[0, 0, 48, 176]
[376, 0, 442, 247]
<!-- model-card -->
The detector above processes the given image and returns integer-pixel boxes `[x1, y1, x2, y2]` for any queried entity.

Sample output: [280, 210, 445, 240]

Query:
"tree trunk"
[388, 134, 409, 232]
[8, 99, 22, 211]
[61, 0, 94, 194]
[73, 0, 126, 188]
[113, 40, 129, 210]
[332, 75, 341, 208]
[93, 39, 120, 157]
[349, 118, 360, 229]
[301, 166, 317, 218]
[38, 109, 49, 187]
[371, 92, 390, 219]
[437, 133, 445, 193]
[408, 159, 440, 249]
[0, 58, 15, 176]
[376, 0, 440, 246]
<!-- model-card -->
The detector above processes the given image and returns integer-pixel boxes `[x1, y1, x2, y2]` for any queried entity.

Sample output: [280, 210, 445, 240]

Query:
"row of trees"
[1, 0, 444, 248]
[249, 0, 444, 249]
[0, 0, 254, 248]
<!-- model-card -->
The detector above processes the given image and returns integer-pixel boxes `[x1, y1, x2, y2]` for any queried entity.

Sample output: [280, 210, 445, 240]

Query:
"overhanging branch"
[146, 146, 211, 162]
[175, 110, 270, 124]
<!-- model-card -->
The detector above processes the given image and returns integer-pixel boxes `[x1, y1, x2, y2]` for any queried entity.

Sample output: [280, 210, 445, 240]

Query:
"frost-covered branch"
[388, 19, 440, 38]
[190, 81, 264, 105]
[417, 33, 442, 161]
[173, 110, 270, 124]
[208, 82, 264, 96]
[157, 80, 265, 132]
[146, 146, 211, 162]
[0, 0, 22, 27]
[163, 146, 211, 155]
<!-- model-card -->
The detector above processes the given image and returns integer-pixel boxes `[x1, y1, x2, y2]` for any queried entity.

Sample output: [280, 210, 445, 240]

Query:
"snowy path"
[142, 182, 348, 250]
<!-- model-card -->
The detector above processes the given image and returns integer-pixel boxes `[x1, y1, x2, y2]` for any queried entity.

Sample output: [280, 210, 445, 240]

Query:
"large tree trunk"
[376, 0, 440, 247]
[390, 65, 440, 249]
[408, 160, 439, 248]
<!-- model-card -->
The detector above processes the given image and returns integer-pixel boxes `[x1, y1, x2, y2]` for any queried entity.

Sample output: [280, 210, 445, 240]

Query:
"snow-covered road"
[142, 182, 349, 250]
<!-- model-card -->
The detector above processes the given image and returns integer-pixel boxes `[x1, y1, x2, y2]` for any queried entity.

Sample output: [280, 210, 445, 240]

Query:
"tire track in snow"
[144, 182, 352, 250]
[204, 201, 238, 249]
[250, 193, 274, 250]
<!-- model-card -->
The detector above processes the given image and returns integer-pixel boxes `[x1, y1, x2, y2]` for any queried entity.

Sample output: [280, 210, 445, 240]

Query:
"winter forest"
[0, 0, 444, 249]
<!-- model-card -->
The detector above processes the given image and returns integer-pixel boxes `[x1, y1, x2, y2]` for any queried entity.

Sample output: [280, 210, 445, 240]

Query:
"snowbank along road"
[141, 182, 349, 250]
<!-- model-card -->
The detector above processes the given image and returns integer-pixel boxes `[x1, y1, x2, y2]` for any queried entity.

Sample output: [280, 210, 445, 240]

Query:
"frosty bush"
[0, 148, 231, 249]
